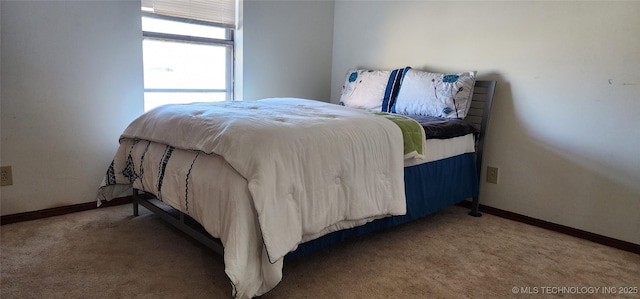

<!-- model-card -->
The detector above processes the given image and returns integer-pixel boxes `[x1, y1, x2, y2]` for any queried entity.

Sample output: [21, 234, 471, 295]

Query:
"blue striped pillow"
[339, 67, 411, 112]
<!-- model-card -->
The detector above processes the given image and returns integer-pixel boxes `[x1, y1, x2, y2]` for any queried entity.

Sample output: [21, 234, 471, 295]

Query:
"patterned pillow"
[392, 69, 477, 119]
[340, 67, 410, 112]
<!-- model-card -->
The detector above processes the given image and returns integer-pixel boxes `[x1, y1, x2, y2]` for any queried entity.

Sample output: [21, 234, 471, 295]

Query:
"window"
[141, 0, 235, 112]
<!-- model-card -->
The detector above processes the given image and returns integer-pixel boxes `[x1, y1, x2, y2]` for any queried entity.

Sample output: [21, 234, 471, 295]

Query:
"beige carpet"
[1, 204, 638, 299]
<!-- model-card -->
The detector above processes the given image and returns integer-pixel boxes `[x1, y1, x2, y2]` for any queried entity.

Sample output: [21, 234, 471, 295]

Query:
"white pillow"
[392, 69, 477, 119]
[339, 69, 390, 111]
[339, 67, 410, 112]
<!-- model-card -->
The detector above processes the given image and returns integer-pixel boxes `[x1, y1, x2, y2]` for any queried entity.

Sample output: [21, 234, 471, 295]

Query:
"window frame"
[141, 12, 235, 102]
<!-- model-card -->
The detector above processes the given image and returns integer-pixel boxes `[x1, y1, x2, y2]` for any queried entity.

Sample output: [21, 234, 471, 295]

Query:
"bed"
[97, 69, 495, 299]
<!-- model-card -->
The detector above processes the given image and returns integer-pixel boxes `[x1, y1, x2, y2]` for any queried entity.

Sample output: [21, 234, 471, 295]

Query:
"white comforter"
[98, 98, 406, 298]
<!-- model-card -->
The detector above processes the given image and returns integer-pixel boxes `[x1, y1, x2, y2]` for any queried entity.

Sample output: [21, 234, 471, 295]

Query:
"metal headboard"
[466, 80, 496, 216]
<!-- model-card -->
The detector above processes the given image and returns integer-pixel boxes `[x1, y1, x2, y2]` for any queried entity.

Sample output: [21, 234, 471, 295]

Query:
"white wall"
[241, 0, 334, 101]
[1, 1, 144, 215]
[331, 1, 640, 244]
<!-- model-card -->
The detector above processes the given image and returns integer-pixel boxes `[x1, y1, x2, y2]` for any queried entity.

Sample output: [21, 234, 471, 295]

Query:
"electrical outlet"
[486, 166, 499, 184]
[1, 166, 13, 186]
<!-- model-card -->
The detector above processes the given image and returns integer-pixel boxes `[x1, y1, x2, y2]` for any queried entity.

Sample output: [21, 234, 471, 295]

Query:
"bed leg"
[132, 188, 140, 216]
[468, 197, 482, 217]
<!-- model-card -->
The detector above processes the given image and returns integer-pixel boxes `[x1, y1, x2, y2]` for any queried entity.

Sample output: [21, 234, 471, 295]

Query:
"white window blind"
[142, 0, 235, 28]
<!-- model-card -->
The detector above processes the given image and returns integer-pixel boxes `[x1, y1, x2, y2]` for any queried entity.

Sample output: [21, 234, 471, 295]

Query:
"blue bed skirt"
[286, 152, 479, 259]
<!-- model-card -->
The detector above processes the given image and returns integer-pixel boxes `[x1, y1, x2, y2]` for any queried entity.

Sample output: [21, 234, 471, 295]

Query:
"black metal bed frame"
[466, 80, 497, 216]
[133, 189, 224, 255]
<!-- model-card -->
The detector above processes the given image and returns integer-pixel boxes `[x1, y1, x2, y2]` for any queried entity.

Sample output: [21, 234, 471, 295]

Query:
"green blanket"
[373, 112, 425, 158]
